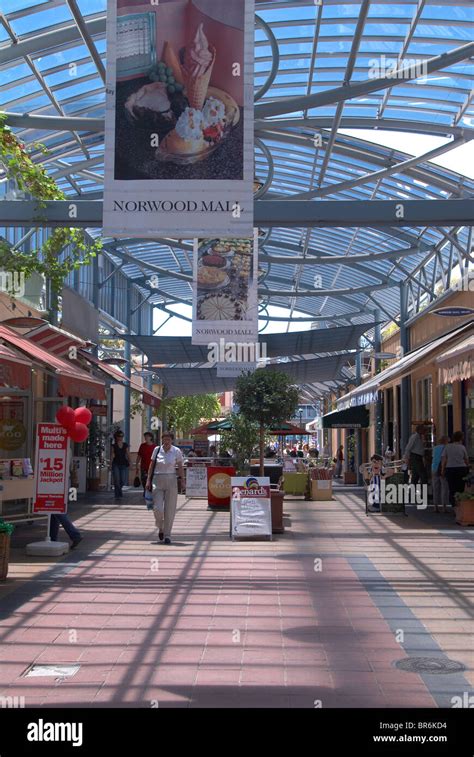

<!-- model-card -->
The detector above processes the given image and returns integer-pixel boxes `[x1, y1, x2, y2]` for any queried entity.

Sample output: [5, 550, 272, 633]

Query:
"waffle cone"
[183, 46, 216, 111]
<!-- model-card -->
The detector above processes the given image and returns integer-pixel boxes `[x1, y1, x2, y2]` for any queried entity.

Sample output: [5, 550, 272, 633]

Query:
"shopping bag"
[133, 476, 141, 488]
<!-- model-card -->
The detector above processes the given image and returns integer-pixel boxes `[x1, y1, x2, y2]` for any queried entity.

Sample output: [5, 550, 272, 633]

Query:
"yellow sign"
[0, 419, 27, 451]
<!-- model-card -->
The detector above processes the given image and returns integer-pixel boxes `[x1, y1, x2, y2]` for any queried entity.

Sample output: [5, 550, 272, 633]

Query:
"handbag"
[133, 475, 141, 488]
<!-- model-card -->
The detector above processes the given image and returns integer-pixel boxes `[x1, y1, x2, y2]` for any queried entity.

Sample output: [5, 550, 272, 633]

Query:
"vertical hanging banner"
[33, 424, 70, 514]
[103, 0, 254, 238]
[192, 230, 258, 346]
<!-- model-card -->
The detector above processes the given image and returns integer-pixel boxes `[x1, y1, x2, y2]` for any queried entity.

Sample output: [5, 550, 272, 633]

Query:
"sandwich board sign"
[230, 476, 271, 540]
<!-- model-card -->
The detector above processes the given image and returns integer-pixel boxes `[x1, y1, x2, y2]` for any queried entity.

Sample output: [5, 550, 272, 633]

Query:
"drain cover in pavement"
[395, 657, 465, 675]
[24, 664, 80, 679]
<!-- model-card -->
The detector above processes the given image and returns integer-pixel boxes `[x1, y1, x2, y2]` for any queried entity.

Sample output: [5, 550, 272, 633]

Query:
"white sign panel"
[103, 0, 254, 238]
[231, 476, 272, 540]
[192, 232, 258, 345]
[186, 466, 208, 497]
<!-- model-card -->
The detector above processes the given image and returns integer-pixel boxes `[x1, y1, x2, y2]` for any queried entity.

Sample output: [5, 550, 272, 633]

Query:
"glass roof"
[1, 0, 473, 375]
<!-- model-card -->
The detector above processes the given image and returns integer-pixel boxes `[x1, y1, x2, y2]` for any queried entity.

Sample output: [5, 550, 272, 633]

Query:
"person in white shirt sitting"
[146, 431, 185, 545]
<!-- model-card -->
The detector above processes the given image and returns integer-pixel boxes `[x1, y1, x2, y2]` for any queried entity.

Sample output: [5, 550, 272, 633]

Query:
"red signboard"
[33, 423, 70, 513]
[207, 466, 236, 508]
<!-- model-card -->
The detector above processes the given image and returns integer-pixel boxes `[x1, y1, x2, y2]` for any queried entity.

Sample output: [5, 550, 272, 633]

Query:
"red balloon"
[56, 406, 76, 429]
[74, 407, 92, 426]
[69, 422, 89, 443]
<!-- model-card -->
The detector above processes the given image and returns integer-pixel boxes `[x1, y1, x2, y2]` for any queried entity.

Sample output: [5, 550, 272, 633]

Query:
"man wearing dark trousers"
[404, 424, 427, 486]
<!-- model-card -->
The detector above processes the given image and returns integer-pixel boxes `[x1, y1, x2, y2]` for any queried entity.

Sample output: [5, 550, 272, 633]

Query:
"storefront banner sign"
[33, 423, 70, 514]
[186, 466, 208, 497]
[433, 307, 474, 317]
[192, 232, 258, 345]
[207, 466, 236, 507]
[231, 476, 272, 539]
[338, 389, 379, 410]
[103, 0, 254, 238]
[216, 362, 257, 377]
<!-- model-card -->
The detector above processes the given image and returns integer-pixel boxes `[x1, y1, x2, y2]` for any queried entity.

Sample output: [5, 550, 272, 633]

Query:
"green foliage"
[234, 370, 299, 472]
[0, 519, 14, 536]
[219, 413, 259, 474]
[160, 394, 221, 437]
[0, 112, 101, 295]
[130, 389, 144, 420]
[234, 370, 299, 429]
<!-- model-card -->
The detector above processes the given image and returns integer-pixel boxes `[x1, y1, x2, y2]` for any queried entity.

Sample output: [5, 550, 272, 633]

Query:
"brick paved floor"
[0, 489, 472, 708]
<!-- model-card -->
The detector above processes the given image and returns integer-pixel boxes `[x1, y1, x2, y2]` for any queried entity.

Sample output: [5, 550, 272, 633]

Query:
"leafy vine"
[0, 112, 101, 295]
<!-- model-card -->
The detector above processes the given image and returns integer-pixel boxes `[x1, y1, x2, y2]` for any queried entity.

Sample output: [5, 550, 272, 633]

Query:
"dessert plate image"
[196, 266, 230, 290]
[156, 87, 240, 166]
[197, 293, 243, 321]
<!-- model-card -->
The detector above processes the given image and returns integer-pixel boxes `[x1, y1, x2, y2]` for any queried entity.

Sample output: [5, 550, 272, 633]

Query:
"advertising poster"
[104, 0, 254, 238]
[192, 231, 258, 345]
[230, 476, 272, 539]
[33, 424, 70, 514]
[0, 400, 27, 454]
[207, 465, 236, 508]
[186, 465, 208, 497]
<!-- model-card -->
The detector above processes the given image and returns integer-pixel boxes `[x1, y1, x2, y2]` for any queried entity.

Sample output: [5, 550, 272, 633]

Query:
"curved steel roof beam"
[255, 43, 474, 119]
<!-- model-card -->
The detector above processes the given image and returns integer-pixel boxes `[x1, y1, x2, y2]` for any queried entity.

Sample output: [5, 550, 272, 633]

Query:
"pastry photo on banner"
[114, 0, 245, 181]
[192, 231, 259, 346]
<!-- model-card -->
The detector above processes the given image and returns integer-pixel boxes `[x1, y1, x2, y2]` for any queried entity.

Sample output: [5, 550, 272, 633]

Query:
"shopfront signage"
[338, 389, 379, 411]
[33, 423, 70, 514]
[186, 466, 208, 498]
[207, 466, 236, 508]
[433, 307, 474, 317]
[103, 0, 254, 239]
[230, 476, 271, 539]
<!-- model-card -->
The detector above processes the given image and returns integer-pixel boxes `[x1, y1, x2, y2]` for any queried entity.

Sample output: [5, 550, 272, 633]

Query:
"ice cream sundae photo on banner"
[192, 232, 258, 345]
[103, 0, 254, 239]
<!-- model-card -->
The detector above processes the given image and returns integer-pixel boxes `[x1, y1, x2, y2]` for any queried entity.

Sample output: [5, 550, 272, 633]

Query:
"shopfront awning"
[0, 325, 106, 400]
[323, 406, 370, 429]
[436, 333, 473, 383]
[337, 322, 473, 410]
[25, 323, 86, 357]
[79, 351, 161, 408]
[0, 344, 32, 390]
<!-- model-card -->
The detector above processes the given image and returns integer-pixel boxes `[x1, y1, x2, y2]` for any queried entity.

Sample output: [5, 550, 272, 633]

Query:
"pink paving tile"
[195, 668, 242, 685]
[240, 667, 286, 685]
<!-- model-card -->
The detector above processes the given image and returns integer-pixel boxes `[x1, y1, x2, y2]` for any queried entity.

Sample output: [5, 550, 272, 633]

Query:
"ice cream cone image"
[182, 23, 216, 111]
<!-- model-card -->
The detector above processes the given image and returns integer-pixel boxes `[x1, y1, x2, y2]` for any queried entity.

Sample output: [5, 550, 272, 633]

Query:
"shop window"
[440, 383, 454, 439]
[465, 379, 474, 462]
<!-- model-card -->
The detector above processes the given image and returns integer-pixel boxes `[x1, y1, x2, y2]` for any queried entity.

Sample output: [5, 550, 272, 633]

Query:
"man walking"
[404, 424, 427, 486]
[146, 432, 185, 545]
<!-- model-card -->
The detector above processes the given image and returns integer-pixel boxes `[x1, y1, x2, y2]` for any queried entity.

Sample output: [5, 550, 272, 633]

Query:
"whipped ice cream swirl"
[202, 97, 225, 127]
[175, 107, 204, 141]
[187, 23, 213, 77]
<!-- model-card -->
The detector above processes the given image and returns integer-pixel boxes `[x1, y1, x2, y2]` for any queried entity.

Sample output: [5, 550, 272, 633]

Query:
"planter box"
[282, 472, 307, 496]
[0, 532, 11, 581]
[270, 489, 284, 534]
[455, 499, 474, 527]
[311, 479, 333, 501]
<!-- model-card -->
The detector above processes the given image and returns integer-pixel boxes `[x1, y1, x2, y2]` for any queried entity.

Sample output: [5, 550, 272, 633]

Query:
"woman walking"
[135, 431, 157, 496]
[335, 445, 344, 478]
[441, 431, 469, 508]
[146, 431, 185, 545]
[110, 430, 131, 500]
[431, 435, 450, 512]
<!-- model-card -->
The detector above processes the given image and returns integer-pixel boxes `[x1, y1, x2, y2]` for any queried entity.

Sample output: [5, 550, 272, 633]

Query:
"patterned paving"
[0, 490, 472, 708]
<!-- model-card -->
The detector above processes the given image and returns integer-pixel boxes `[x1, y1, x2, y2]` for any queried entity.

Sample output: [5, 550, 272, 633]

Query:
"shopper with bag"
[135, 432, 157, 496]
[146, 431, 185, 545]
[110, 430, 131, 500]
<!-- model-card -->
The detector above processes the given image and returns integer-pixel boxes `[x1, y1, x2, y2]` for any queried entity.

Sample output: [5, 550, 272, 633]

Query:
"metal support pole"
[124, 280, 132, 444]
[92, 253, 100, 358]
[374, 309, 383, 455]
[399, 282, 411, 454]
[355, 341, 363, 484]
[146, 306, 153, 432]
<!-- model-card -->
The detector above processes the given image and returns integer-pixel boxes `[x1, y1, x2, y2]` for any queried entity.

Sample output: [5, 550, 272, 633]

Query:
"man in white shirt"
[146, 431, 185, 545]
[403, 425, 427, 485]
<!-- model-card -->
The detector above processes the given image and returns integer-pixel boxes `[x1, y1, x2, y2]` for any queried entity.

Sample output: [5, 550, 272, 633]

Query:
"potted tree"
[0, 518, 14, 581]
[219, 413, 259, 476]
[234, 371, 299, 534]
[85, 420, 107, 491]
